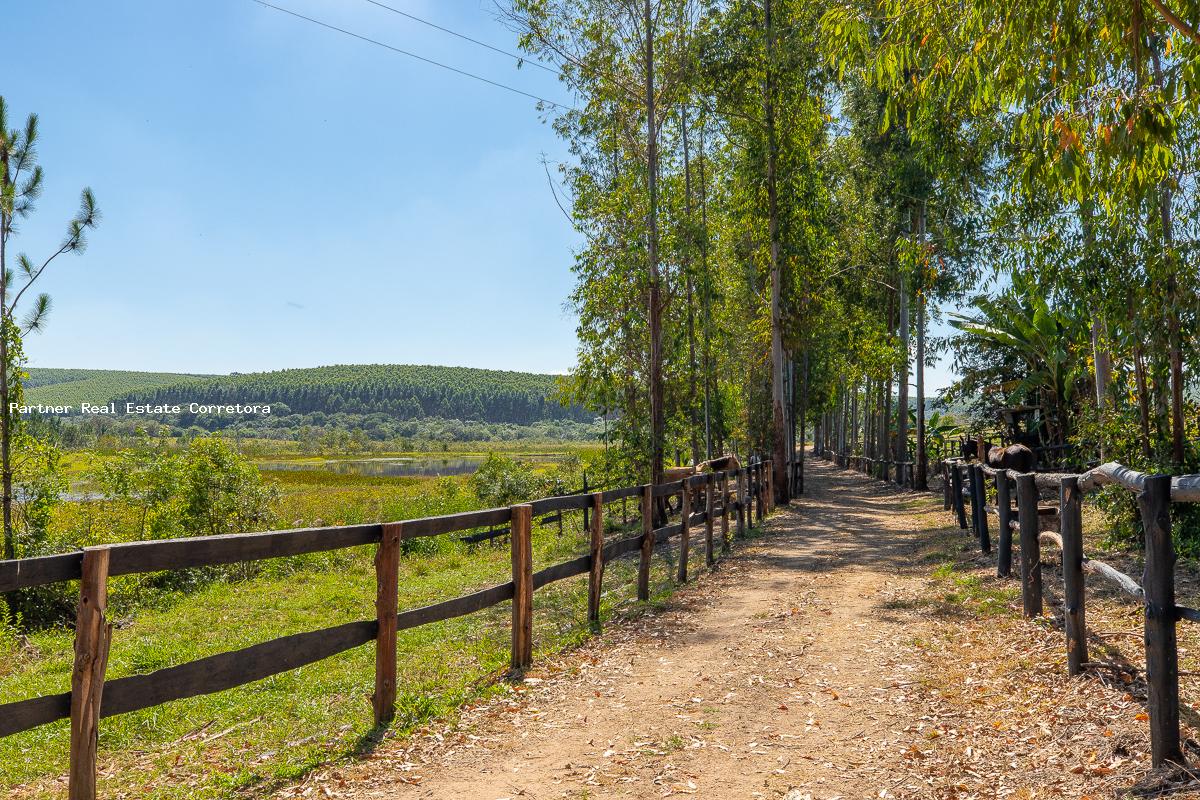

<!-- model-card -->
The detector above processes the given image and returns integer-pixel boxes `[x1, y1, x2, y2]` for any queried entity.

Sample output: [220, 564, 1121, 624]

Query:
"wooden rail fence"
[0, 458, 789, 799]
[818, 444, 1200, 768]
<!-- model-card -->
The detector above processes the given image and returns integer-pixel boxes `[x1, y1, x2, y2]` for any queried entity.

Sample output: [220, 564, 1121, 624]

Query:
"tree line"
[504, 0, 1200, 517]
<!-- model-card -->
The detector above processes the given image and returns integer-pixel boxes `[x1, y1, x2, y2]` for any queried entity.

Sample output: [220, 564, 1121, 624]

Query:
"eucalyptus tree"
[823, 0, 1200, 467]
[0, 98, 99, 559]
[506, 0, 700, 487]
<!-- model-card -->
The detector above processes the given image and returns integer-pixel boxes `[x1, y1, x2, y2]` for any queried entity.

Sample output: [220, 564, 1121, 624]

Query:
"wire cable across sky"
[360, 0, 559, 74]
[250, 0, 573, 110]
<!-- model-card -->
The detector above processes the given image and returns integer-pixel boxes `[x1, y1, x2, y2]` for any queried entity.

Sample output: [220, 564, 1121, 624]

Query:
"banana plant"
[948, 272, 1086, 445]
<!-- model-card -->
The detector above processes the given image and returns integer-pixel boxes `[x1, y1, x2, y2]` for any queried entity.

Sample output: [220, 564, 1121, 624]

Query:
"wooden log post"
[735, 469, 746, 538]
[638, 484, 654, 601]
[1139, 474, 1184, 766]
[373, 522, 402, 725]
[69, 547, 112, 800]
[951, 464, 968, 529]
[704, 476, 716, 567]
[755, 464, 765, 525]
[1016, 473, 1043, 618]
[588, 492, 604, 631]
[510, 504, 533, 671]
[996, 470, 1013, 578]
[942, 462, 952, 511]
[1059, 476, 1087, 676]
[720, 472, 731, 553]
[973, 464, 991, 554]
[677, 481, 691, 583]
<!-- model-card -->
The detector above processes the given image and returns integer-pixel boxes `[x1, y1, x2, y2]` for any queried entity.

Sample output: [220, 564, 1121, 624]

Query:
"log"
[973, 464, 991, 554]
[373, 522, 402, 725]
[704, 477, 715, 568]
[588, 493, 604, 630]
[1059, 476, 1087, 677]
[720, 473, 731, 554]
[951, 464, 968, 530]
[677, 482, 691, 583]
[638, 485, 653, 601]
[1139, 474, 1184, 766]
[1017, 473, 1043, 618]
[531, 555, 590, 589]
[510, 504, 533, 671]
[996, 469, 1013, 578]
[0, 551, 82, 593]
[69, 548, 112, 800]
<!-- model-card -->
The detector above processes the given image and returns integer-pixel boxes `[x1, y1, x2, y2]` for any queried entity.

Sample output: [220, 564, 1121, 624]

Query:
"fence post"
[1059, 476, 1087, 676]
[755, 464, 765, 525]
[720, 472, 731, 553]
[677, 481, 691, 583]
[996, 471, 1012, 578]
[704, 475, 716, 567]
[638, 484, 654, 601]
[736, 468, 746, 538]
[69, 546, 112, 800]
[587, 492, 605, 631]
[510, 504, 533, 671]
[951, 464, 968, 529]
[1139, 474, 1183, 766]
[942, 463, 952, 511]
[1016, 473, 1042, 618]
[973, 464, 991, 554]
[373, 522, 402, 725]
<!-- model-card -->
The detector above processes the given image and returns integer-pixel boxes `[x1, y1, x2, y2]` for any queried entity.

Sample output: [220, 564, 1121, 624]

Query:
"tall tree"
[0, 98, 98, 559]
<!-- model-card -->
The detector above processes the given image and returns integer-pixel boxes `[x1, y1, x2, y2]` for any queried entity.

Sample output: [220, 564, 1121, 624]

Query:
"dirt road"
[280, 459, 1169, 799]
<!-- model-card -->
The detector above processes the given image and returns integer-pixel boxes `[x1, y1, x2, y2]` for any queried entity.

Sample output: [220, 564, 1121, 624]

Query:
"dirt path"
[280, 459, 1170, 799]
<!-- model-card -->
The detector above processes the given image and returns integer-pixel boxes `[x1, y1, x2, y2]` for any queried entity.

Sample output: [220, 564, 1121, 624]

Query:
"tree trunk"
[763, 0, 788, 503]
[915, 202, 927, 490]
[896, 272, 909, 482]
[643, 0, 664, 488]
[0, 148, 11, 561]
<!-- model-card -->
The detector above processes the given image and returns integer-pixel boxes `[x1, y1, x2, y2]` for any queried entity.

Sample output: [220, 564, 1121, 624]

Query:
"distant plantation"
[24, 368, 214, 408]
[113, 364, 590, 424]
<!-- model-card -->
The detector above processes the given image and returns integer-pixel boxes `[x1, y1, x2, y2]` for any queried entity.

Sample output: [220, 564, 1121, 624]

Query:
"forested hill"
[25, 369, 215, 407]
[106, 364, 589, 424]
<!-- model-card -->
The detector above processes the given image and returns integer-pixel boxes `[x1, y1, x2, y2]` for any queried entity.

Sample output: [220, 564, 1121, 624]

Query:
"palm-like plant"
[948, 272, 1086, 446]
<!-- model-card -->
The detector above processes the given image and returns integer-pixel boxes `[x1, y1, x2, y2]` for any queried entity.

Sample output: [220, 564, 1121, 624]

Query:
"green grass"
[0, 506, 715, 799]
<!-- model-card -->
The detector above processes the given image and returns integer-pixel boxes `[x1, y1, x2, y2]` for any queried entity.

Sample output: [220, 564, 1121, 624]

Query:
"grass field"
[1, 503, 711, 799]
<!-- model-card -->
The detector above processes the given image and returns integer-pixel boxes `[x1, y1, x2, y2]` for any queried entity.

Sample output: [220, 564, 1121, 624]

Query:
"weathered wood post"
[1059, 476, 1087, 676]
[1016, 473, 1042, 617]
[677, 481, 691, 583]
[735, 468, 746, 538]
[942, 462, 952, 510]
[755, 463, 765, 525]
[720, 472, 731, 553]
[704, 475, 716, 567]
[373, 522, 402, 725]
[950, 463, 968, 529]
[69, 546, 112, 800]
[996, 470, 1013, 578]
[638, 484, 654, 601]
[510, 504, 533, 671]
[588, 492, 605, 631]
[972, 464, 991, 553]
[1139, 474, 1183, 766]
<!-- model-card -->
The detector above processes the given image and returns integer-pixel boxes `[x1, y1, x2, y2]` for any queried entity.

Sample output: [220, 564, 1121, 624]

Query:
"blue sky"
[7, 0, 579, 375]
[8, 0, 959, 392]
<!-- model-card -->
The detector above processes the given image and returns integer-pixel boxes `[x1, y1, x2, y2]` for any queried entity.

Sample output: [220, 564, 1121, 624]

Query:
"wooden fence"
[0, 459, 786, 800]
[820, 445, 1200, 769]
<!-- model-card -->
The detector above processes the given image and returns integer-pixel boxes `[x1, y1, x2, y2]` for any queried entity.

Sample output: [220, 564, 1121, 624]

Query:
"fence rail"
[0, 456, 790, 800]
[818, 444, 1200, 768]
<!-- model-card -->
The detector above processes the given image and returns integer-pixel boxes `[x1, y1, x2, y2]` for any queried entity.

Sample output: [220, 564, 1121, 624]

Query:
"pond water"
[257, 454, 567, 478]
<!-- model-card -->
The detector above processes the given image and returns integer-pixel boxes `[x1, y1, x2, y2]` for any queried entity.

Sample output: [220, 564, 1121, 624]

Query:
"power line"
[361, 0, 558, 74]
[250, 0, 572, 110]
